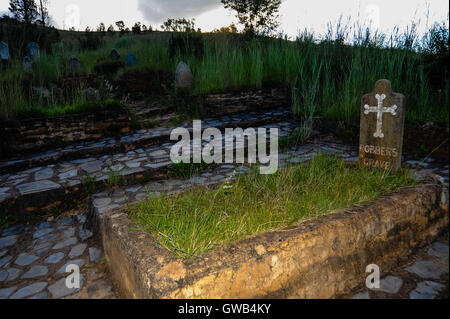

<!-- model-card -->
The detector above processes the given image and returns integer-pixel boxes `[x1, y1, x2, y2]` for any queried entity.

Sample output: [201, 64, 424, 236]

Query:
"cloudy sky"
[0, 0, 448, 38]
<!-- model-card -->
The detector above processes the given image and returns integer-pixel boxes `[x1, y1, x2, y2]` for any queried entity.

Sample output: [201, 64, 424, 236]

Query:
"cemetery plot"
[94, 159, 448, 299]
[359, 80, 406, 172]
[127, 154, 416, 258]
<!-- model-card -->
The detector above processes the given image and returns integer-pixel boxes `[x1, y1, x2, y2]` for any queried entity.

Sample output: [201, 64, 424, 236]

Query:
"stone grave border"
[90, 173, 449, 299]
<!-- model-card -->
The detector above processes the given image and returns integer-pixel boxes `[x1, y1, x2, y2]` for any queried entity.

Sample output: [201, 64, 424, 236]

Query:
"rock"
[69, 243, 87, 258]
[21, 265, 48, 279]
[58, 169, 78, 180]
[0, 270, 7, 281]
[77, 214, 87, 224]
[29, 292, 48, 299]
[428, 242, 449, 260]
[80, 160, 103, 174]
[6, 268, 22, 281]
[79, 227, 93, 241]
[372, 275, 403, 294]
[0, 255, 12, 267]
[35, 168, 54, 181]
[93, 198, 111, 208]
[125, 53, 137, 67]
[23, 56, 33, 71]
[351, 291, 370, 299]
[68, 55, 81, 72]
[405, 260, 447, 280]
[52, 237, 77, 250]
[174, 61, 194, 93]
[89, 248, 103, 263]
[48, 275, 84, 298]
[57, 259, 85, 274]
[14, 253, 39, 266]
[87, 279, 113, 299]
[57, 217, 73, 226]
[34, 241, 53, 254]
[0, 42, 11, 62]
[1, 225, 23, 236]
[16, 180, 61, 195]
[27, 42, 40, 60]
[33, 228, 53, 239]
[0, 236, 17, 249]
[63, 228, 75, 238]
[409, 281, 446, 299]
[10, 282, 47, 299]
[39, 222, 52, 229]
[0, 286, 17, 299]
[45, 252, 65, 264]
[110, 48, 120, 60]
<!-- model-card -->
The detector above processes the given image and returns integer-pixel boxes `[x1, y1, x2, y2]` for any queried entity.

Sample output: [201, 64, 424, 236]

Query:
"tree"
[220, 0, 281, 35]
[9, 0, 38, 25]
[37, 0, 49, 27]
[107, 24, 115, 34]
[132, 22, 141, 34]
[115, 20, 125, 31]
[142, 24, 148, 32]
[213, 23, 238, 34]
[97, 22, 106, 33]
[161, 18, 196, 32]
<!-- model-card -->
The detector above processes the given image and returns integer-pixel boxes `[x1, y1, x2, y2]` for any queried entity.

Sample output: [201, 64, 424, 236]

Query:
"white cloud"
[137, 0, 222, 23]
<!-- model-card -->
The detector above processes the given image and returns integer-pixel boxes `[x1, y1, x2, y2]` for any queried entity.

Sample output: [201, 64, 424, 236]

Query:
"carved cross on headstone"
[359, 80, 406, 172]
[364, 94, 398, 138]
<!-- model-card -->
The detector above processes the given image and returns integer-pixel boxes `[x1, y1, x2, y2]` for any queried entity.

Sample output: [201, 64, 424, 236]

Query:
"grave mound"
[118, 68, 173, 98]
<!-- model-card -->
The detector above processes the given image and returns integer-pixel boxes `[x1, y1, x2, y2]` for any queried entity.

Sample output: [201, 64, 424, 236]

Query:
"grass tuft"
[128, 154, 417, 258]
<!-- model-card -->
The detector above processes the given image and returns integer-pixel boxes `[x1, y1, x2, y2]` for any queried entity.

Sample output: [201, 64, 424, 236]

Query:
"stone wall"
[0, 109, 130, 157]
[200, 88, 290, 117]
[98, 177, 448, 299]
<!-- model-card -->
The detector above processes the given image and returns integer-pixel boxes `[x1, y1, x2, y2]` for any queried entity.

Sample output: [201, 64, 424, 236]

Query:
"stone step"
[0, 120, 300, 218]
[0, 107, 293, 175]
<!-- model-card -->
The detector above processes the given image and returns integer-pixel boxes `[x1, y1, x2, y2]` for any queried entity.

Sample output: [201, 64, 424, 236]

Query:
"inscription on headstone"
[359, 79, 405, 172]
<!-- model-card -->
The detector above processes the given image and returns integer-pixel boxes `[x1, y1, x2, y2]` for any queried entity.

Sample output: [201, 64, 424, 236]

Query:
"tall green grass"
[1, 22, 448, 124]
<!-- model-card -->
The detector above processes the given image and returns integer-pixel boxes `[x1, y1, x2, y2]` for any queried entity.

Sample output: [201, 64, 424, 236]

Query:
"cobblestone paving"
[347, 232, 449, 299]
[0, 116, 295, 204]
[0, 213, 117, 299]
[0, 108, 290, 175]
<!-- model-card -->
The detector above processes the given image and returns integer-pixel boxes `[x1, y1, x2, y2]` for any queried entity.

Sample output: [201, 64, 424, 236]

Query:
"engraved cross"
[364, 94, 398, 138]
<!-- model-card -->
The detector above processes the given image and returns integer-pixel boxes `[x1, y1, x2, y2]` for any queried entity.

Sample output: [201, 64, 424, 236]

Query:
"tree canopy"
[221, 0, 282, 35]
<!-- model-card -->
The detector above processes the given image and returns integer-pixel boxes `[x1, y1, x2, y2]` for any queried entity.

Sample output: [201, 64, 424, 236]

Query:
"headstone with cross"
[27, 42, 40, 61]
[0, 42, 11, 61]
[359, 79, 406, 172]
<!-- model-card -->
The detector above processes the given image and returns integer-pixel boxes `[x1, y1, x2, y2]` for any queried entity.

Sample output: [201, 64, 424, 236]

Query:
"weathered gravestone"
[23, 56, 33, 71]
[68, 55, 81, 72]
[174, 61, 194, 93]
[110, 48, 120, 60]
[27, 42, 40, 60]
[359, 79, 406, 172]
[0, 42, 11, 63]
[126, 53, 137, 67]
